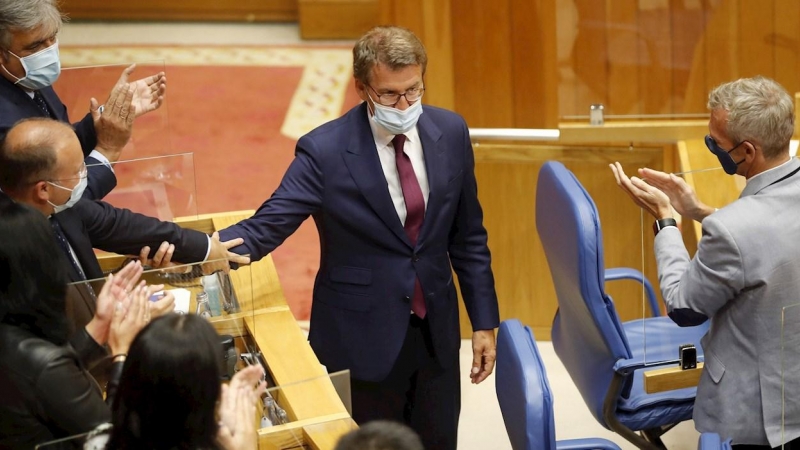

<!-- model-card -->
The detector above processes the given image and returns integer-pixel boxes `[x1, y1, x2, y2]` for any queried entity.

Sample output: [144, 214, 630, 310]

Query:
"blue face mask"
[2, 41, 61, 90]
[705, 135, 745, 175]
[368, 92, 424, 135]
[47, 176, 87, 214]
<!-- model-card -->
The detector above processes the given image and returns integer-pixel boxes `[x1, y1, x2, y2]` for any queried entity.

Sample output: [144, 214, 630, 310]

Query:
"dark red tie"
[392, 134, 426, 318]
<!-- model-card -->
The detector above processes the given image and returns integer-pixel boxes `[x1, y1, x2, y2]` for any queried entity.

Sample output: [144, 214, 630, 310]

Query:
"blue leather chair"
[496, 319, 622, 450]
[535, 161, 710, 449]
[698, 433, 732, 450]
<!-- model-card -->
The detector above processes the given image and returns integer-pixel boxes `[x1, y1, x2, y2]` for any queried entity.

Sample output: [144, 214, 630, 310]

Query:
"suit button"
[412, 254, 420, 262]
[403, 296, 411, 303]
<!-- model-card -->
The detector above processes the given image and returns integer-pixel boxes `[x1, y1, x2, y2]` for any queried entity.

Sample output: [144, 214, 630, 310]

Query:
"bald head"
[0, 117, 80, 198]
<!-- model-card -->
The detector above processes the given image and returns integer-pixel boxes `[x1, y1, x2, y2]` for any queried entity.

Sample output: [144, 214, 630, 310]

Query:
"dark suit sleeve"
[218, 136, 324, 262]
[83, 157, 117, 201]
[34, 349, 111, 436]
[73, 112, 98, 156]
[447, 120, 499, 331]
[76, 200, 209, 263]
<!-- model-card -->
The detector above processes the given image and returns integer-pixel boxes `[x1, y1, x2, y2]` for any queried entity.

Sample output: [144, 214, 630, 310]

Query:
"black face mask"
[705, 135, 746, 175]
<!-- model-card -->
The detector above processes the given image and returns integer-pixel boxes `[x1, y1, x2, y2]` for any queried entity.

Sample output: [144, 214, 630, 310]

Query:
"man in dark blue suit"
[0, 0, 166, 200]
[219, 26, 499, 449]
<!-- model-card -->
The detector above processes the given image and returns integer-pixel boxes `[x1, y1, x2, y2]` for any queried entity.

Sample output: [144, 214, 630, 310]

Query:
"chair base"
[602, 373, 675, 450]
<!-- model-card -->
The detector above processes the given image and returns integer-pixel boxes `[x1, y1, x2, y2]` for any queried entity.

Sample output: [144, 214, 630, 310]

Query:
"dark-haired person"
[0, 199, 152, 449]
[335, 421, 423, 450]
[92, 314, 266, 450]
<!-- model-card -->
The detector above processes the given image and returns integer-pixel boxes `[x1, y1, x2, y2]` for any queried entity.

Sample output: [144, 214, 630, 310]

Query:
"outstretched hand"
[638, 167, 714, 222]
[609, 162, 672, 220]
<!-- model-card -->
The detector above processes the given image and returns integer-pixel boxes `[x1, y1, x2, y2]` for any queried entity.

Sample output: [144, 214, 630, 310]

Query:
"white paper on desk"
[168, 288, 191, 314]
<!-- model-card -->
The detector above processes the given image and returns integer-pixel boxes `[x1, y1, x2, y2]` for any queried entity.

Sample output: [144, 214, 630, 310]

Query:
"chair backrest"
[535, 161, 632, 425]
[496, 319, 557, 450]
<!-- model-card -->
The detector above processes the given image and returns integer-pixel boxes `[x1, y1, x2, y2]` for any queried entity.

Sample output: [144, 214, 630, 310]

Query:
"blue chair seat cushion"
[612, 317, 709, 430]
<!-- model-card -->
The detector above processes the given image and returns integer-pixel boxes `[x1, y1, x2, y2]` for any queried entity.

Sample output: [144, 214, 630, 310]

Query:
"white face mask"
[47, 176, 86, 214]
[2, 41, 61, 90]
[368, 92, 424, 135]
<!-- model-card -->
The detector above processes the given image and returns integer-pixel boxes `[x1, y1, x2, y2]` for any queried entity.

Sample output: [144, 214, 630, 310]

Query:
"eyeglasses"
[367, 84, 425, 107]
[704, 135, 745, 155]
[50, 162, 88, 183]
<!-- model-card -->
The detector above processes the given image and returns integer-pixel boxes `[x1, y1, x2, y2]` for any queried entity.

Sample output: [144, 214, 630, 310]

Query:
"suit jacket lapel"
[0, 76, 43, 118]
[342, 103, 413, 248]
[417, 109, 445, 248]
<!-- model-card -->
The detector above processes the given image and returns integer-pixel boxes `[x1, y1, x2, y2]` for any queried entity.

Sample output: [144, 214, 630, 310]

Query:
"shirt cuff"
[89, 150, 114, 172]
[203, 235, 211, 262]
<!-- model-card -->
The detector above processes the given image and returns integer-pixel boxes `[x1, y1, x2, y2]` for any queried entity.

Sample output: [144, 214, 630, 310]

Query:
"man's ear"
[743, 141, 759, 161]
[354, 79, 368, 102]
[33, 180, 50, 202]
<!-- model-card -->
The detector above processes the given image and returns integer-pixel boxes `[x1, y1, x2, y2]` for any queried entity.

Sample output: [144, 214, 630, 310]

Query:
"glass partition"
[556, 0, 800, 121]
[55, 61, 173, 160]
[782, 303, 800, 447]
[635, 161, 727, 364]
[87, 153, 198, 222]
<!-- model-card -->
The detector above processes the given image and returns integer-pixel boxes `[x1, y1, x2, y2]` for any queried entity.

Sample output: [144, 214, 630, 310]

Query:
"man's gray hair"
[0, 0, 64, 51]
[353, 26, 427, 85]
[707, 76, 795, 159]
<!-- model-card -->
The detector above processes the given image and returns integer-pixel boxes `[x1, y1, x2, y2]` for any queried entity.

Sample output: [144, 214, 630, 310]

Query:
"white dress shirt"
[367, 110, 429, 226]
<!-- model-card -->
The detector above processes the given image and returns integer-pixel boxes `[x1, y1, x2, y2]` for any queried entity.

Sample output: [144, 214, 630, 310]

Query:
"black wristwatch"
[652, 218, 677, 236]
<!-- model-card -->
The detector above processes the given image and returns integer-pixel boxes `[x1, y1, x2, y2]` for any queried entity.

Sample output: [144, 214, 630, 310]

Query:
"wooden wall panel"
[571, 0, 609, 116]
[774, 0, 800, 98]
[605, 0, 641, 116]
[738, 0, 775, 78]
[451, 0, 515, 127]
[62, 0, 297, 21]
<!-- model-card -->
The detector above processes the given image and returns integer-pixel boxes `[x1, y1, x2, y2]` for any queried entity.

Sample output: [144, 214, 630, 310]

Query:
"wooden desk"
[96, 210, 356, 450]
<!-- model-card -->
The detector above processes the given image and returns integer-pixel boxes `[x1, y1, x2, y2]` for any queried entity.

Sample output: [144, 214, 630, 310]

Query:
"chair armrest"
[605, 268, 661, 317]
[556, 438, 623, 450]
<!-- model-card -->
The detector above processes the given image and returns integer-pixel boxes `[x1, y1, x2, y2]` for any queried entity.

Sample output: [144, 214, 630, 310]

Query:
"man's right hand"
[638, 167, 715, 222]
[203, 232, 251, 274]
[90, 76, 135, 163]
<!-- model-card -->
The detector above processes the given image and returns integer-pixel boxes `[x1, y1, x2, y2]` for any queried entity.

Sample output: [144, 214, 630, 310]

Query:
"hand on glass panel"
[638, 167, 714, 223]
[610, 162, 672, 220]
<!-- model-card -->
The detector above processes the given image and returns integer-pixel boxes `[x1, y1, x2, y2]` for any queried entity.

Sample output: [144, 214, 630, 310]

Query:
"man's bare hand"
[610, 162, 672, 219]
[121, 63, 166, 118]
[638, 167, 714, 222]
[470, 329, 496, 384]
[203, 232, 251, 274]
[91, 81, 133, 163]
[138, 241, 176, 269]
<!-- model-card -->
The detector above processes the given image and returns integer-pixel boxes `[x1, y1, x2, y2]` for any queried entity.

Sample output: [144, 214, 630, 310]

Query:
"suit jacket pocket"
[705, 349, 726, 384]
[316, 284, 372, 312]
